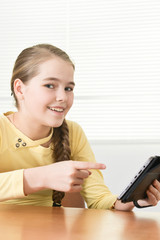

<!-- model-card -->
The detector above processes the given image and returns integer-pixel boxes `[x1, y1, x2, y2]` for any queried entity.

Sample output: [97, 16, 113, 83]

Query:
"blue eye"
[45, 84, 54, 89]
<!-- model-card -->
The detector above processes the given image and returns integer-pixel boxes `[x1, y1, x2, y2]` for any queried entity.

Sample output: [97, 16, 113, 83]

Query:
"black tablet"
[118, 156, 160, 203]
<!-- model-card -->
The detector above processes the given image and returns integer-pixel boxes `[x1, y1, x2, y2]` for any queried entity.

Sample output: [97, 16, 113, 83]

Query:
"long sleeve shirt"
[0, 112, 117, 209]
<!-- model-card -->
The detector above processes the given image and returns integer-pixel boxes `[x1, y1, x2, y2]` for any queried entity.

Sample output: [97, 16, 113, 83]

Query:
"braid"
[52, 119, 71, 206]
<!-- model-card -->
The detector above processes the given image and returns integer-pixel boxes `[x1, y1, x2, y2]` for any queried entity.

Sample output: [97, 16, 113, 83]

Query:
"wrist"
[114, 199, 134, 211]
[23, 167, 45, 195]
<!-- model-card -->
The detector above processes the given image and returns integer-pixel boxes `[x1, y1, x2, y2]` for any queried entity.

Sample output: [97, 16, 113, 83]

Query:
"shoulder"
[0, 113, 7, 151]
[0, 112, 13, 129]
[0, 113, 7, 129]
[0, 112, 15, 146]
[66, 119, 83, 131]
[66, 119, 86, 140]
[66, 119, 96, 162]
[66, 119, 92, 155]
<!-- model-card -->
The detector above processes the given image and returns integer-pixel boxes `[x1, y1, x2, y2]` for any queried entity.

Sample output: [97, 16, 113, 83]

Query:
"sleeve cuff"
[0, 169, 25, 201]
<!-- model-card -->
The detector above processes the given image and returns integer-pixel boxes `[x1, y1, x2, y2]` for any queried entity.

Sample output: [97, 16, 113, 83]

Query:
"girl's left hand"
[114, 179, 160, 211]
[138, 179, 160, 207]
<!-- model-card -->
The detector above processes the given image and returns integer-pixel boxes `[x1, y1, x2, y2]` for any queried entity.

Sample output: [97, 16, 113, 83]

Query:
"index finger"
[74, 161, 106, 170]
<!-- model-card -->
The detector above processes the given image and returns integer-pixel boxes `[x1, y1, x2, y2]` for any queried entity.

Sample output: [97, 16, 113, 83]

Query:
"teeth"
[49, 107, 63, 112]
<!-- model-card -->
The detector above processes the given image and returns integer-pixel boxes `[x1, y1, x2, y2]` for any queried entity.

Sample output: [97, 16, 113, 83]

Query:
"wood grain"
[0, 204, 159, 240]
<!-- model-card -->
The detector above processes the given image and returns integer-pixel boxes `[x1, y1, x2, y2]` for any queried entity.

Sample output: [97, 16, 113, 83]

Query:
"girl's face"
[17, 57, 75, 128]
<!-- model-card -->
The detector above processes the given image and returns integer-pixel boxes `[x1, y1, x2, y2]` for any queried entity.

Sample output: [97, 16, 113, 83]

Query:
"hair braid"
[52, 119, 71, 206]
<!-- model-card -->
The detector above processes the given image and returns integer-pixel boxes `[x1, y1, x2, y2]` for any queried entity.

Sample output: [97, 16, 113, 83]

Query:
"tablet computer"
[118, 156, 160, 203]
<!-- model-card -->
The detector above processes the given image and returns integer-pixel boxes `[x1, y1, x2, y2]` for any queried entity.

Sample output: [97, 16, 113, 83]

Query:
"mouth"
[47, 106, 64, 113]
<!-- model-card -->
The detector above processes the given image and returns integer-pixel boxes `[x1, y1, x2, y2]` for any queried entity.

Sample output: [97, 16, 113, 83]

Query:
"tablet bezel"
[118, 156, 160, 203]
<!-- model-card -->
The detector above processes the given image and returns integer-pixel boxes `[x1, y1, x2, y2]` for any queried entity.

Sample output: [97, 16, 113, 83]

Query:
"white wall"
[90, 142, 160, 212]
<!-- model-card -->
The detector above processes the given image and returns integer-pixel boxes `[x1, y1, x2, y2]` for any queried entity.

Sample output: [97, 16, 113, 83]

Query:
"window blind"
[0, 0, 160, 142]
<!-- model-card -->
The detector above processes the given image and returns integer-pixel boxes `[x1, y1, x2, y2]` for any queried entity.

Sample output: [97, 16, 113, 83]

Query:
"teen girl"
[0, 44, 159, 210]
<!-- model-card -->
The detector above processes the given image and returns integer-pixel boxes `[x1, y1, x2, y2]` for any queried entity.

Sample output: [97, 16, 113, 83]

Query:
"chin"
[50, 120, 64, 128]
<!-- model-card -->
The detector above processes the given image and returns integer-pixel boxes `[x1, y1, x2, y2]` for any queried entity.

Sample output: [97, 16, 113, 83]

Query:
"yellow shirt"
[0, 112, 117, 209]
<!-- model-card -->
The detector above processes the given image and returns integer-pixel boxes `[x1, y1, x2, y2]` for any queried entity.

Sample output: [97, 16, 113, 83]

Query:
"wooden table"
[0, 204, 160, 240]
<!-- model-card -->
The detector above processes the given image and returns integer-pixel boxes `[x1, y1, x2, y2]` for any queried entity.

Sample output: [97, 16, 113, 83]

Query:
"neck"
[10, 112, 52, 140]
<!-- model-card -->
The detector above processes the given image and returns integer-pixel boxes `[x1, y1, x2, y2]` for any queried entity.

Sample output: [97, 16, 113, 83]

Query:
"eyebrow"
[43, 77, 75, 86]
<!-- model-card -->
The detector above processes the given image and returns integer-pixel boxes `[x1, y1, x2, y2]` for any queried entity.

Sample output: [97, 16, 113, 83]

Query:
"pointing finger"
[73, 161, 106, 170]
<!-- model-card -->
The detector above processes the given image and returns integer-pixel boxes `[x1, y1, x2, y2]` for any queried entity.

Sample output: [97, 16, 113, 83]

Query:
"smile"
[48, 107, 64, 112]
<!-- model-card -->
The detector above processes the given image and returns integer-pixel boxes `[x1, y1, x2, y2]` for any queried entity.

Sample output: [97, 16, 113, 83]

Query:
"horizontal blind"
[67, 0, 160, 142]
[0, 0, 68, 97]
[0, 0, 160, 142]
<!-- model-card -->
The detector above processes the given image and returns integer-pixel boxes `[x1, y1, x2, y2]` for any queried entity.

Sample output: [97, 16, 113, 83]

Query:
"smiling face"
[15, 57, 75, 129]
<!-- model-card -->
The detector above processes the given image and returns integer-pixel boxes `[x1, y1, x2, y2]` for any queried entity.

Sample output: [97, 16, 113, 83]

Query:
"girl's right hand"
[23, 161, 106, 195]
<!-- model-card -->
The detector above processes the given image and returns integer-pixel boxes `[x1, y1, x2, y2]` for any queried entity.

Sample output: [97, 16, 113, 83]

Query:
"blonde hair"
[11, 43, 74, 206]
[11, 43, 75, 107]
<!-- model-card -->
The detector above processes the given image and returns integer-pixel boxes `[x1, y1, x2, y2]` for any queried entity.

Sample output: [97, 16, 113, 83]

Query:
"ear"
[13, 78, 25, 100]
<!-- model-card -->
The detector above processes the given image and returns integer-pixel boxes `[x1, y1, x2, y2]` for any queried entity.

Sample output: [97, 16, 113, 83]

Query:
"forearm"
[23, 166, 46, 195]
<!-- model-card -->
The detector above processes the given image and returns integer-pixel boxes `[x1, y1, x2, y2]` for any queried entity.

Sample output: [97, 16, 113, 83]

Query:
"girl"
[0, 43, 159, 210]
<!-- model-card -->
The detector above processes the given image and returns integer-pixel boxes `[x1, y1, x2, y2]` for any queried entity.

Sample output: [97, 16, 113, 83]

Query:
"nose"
[55, 87, 67, 102]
